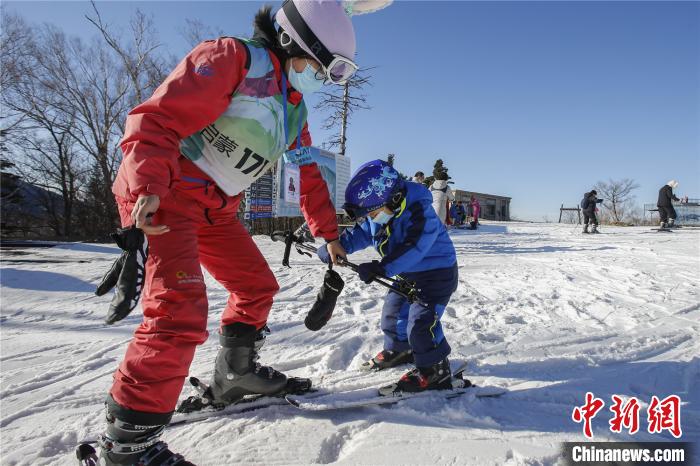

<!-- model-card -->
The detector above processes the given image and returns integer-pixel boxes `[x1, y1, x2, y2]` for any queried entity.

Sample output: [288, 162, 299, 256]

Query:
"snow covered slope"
[1, 223, 698, 465]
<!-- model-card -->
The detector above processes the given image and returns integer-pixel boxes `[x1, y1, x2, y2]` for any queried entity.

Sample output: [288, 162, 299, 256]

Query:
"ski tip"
[377, 384, 403, 397]
[359, 362, 376, 372]
[285, 377, 313, 395]
[284, 395, 301, 407]
[189, 376, 200, 386]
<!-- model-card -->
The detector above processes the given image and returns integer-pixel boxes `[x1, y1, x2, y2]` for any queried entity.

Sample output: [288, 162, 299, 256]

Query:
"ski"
[77, 395, 294, 448]
[76, 377, 317, 448]
[285, 383, 505, 411]
[170, 393, 292, 425]
[175, 375, 313, 413]
[377, 361, 469, 397]
[286, 363, 506, 411]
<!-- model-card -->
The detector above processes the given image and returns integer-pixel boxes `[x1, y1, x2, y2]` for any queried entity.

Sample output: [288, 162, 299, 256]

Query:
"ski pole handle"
[271, 230, 294, 267]
[270, 231, 289, 243]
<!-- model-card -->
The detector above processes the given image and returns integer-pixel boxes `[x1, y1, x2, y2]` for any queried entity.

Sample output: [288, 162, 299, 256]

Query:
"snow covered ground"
[1, 222, 698, 465]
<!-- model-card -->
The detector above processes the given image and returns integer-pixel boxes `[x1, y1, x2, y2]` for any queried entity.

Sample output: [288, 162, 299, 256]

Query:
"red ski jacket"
[112, 38, 338, 241]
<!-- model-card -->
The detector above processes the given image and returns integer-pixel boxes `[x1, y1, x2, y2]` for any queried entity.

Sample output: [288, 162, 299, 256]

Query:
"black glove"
[305, 269, 345, 331]
[357, 260, 385, 284]
[95, 226, 148, 324]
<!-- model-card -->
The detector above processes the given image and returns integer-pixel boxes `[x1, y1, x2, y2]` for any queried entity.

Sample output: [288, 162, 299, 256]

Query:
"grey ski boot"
[591, 224, 599, 234]
[76, 402, 193, 465]
[208, 323, 288, 404]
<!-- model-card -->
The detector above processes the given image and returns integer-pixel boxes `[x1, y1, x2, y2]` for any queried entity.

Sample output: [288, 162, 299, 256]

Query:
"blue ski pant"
[380, 263, 458, 367]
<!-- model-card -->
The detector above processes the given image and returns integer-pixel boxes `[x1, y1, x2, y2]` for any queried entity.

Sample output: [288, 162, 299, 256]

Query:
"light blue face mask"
[371, 210, 394, 225]
[288, 62, 324, 94]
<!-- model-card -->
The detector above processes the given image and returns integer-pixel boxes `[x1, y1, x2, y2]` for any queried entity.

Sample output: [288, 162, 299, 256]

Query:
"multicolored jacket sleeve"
[291, 126, 339, 242]
[118, 38, 247, 199]
[379, 199, 440, 277]
[339, 220, 373, 255]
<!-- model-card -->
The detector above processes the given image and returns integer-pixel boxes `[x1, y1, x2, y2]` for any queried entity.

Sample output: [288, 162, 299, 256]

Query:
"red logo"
[572, 392, 683, 439]
[647, 395, 682, 438]
[609, 395, 641, 435]
[572, 392, 605, 438]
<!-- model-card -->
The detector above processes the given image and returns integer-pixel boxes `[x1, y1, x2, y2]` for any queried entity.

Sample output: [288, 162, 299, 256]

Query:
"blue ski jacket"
[339, 182, 457, 278]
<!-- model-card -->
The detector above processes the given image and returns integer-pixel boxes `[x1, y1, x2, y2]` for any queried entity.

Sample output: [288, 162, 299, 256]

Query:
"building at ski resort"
[454, 190, 512, 221]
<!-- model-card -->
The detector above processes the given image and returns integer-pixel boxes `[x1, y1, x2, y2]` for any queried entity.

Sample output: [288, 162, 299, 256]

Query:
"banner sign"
[242, 147, 350, 219]
[277, 146, 351, 217]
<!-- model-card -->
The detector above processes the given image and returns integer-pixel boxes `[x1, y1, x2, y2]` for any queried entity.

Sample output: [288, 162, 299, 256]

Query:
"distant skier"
[459, 201, 467, 222]
[317, 160, 459, 392]
[581, 190, 603, 233]
[450, 201, 466, 226]
[657, 180, 681, 229]
[469, 195, 480, 229]
[412, 171, 425, 184]
[430, 172, 454, 225]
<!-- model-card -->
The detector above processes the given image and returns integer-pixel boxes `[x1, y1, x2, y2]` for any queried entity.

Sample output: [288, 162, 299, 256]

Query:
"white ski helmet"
[667, 180, 679, 188]
[276, 0, 356, 84]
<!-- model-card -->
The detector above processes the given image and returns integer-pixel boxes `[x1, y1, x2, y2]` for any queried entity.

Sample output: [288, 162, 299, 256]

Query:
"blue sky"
[5, 1, 699, 221]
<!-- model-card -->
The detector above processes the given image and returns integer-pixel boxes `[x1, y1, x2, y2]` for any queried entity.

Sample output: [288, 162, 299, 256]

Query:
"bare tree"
[561, 210, 579, 224]
[14, 119, 84, 236]
[36, 28, 129, 222]
[314, 67, 373, 155]
[0, 12, 33, 139]
[179, 18, 228, 48]
[86, 1, 171, 107]
[1, 15, 86, 236]
[2, 18, 131, 235]
[594, 178, 639, 224]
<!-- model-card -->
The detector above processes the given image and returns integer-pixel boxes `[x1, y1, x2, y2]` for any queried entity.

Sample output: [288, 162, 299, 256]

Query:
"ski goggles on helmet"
[320, 56, 358, 85]
[343, 187, 406, 221]
[280, 1, 359, 85]
[342, 202, 370, 221]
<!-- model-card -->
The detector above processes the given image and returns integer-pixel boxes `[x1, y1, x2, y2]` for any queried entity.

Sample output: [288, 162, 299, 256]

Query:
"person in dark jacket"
[657, 180, 680, 228]
[581, 190, 603, 234]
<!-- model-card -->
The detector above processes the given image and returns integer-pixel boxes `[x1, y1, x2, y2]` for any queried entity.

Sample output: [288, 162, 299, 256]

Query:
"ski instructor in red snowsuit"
[90, 1, 384, 464]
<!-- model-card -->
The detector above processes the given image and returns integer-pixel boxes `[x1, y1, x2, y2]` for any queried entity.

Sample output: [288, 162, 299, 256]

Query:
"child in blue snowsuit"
[318, 160, 458, 392]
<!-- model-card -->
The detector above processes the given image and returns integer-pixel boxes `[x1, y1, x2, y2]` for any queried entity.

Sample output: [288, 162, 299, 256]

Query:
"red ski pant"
[109, 183, 279, 414]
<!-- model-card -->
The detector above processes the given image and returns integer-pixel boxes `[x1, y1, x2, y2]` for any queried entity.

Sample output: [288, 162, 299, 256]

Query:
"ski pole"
[273, 229, 393, 284]
[271, 230, 425, 305]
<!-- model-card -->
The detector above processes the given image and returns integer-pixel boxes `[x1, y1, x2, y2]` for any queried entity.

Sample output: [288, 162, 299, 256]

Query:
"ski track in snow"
[1, 223, 698, 465]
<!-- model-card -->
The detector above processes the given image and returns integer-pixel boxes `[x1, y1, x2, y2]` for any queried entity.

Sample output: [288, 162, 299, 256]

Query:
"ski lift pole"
[271, 230, 425, 305]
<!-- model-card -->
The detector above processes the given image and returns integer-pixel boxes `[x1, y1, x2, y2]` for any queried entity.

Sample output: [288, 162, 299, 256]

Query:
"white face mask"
[288, 61, 324, 94]
[371, 210, 394, 225]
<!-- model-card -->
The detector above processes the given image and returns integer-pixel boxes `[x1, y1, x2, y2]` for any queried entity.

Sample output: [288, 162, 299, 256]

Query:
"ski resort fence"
[644, 199, 700, 226]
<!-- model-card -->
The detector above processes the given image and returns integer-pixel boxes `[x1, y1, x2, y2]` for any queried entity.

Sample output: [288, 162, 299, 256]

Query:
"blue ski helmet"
[343, 159, 404, 219]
